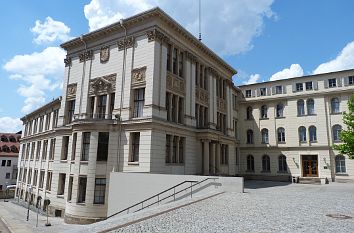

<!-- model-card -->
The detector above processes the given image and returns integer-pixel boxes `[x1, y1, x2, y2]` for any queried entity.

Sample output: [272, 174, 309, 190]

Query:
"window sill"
[278, 142, 286, 144]
[259, 118, 269, 120]
[261, 170, 271, 173]
[275, 116, 285, 119]
[60, 160, 68, 163]
[245, 170, 255, 173]
[93, 203, 105, 205]
[245, 118, 254, 121]
[299, 141, 307, 144]
[335, 173, 348, 176]
[297, 115, 306, 117]
[333, 140, 342, 143]
[261, 142, 269, 145]
[57, 195, 64, 198]
[165, 163, 184, 166]
[128, 162, 139, 166]
[277, 171, 288, 174]
[330, 112, 342, 115]
[309, 141, 318, 143]
[77, 202, 86, 206]
[80, 161, 89, 164]
[307, 114, 317, 116]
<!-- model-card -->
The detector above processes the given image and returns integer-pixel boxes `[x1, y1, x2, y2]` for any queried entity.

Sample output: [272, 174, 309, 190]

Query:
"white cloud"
[269, 64, 304, 81]
[243, 74, 261, 84]
[313, 41, 354, 74]
[84, 0, 275, 55]
[3, 47, 65, 113]
[0, 117, 22, 133]
[31, 17, 72, 44]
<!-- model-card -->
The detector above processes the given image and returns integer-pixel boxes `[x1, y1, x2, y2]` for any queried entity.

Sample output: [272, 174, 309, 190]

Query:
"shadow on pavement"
[244, 180, 291, 189]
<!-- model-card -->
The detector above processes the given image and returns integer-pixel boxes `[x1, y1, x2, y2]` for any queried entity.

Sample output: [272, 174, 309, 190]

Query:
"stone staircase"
[298, 177, 321, 184]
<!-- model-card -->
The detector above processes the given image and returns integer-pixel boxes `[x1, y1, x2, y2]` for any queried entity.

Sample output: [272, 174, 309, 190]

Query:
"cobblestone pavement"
[112, 181, 354, 233]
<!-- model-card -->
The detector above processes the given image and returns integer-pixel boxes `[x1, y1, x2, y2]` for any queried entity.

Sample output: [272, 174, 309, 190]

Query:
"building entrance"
[302, 155, 318, 177]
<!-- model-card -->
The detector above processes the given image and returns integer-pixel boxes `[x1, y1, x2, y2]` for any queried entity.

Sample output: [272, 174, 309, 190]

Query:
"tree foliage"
[333, 94, 354, 159]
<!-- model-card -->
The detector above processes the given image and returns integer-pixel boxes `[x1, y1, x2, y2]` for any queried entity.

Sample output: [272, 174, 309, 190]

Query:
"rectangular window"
[178, 137, 184, 163]
[67, 100, 75, 123]
[45, 113, 51, 131]
[349, 76, 354, 85]
[97, 95, 107, 119]
[46, 171, 53, 191]
[275, 85, 283, 94]
[221, 145, 229, 165]
[61, 136, 69, 160]
[30, 142, 35, 160]
[1, 160, 5, 166]
[52, 109, 59, 128]
[67, 176, 73, 202]
[130, 132, 140, 162]
[305, 81, 313, 90]
[172, 48, 177, 74]
[296, 83, 303, 92]
[81, 132, 91, 161]
[260, 88, 266, 96]
[6, 160, 11, 166]
[71, 133, 77, 161]
[178, 51, 183, 78]
[178, 97, 184, 124]
[49, 138, 56, 160]
[28, 169, 32, 184]
[57, 173, 66, 195]
[39, 116, 44, 132]
[94, 178, 106, 204]
[77, 176, 87, 203]
[33, 119, 38, 134]
[23, 169, 27, 183]
[42, 140, 48, 161]
[109, 93, 115, 118]
[232, 95, 237, 110]
[328, 78, 337, 88]
[89, 96, 95, 118]
[166, 92, 171, 121]
[33, 169, 38, 187]
[165, 134, 171, 163]
[36, 141, 41, 160]
[97, 132, 109, 161]
[39, 170, 45, 189]
[26, 143, 30, 159]
[167, 44, 171, 71]
[133, 88, 145, 118]
[5, 173, 10, 179]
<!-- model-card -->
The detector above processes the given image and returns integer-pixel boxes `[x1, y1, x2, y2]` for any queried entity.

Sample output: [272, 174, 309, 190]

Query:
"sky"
[1, 0, 354, 132]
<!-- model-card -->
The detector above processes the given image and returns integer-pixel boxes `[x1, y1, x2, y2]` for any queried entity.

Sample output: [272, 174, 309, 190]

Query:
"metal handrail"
[106, 177, 218, 219]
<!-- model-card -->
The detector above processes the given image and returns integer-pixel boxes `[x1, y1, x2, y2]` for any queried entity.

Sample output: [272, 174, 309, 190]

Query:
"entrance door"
[302, 155, 318, 177]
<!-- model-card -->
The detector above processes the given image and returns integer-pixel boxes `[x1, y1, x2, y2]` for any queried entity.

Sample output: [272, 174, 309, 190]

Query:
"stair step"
[298, 178, 321, 184]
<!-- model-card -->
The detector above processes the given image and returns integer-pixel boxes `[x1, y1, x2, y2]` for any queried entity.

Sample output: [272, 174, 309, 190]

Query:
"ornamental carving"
[100, 46, 110, 63]
[167, 74, 185, 95]
[196, 88, 209, 106]
[217, 98, 227, 113]
[118, 37, 135, 50]
[146, 29, 169, 43]
[64, 57, 72, 67]
[89, 73, 117, 95]
[67, 83, 77, 99]
[132, 66, 147, 85]
[79, 50, 93, 62]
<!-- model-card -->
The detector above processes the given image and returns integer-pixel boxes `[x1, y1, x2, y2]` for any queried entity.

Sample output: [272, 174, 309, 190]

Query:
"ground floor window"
[247, 155, 254, 172]
[278, 155, 287, 172]
[94, 178, 106, 204]
[77, 176, 87, 203]
[262, 155, 270, 172]
[335, 155, 346, 173]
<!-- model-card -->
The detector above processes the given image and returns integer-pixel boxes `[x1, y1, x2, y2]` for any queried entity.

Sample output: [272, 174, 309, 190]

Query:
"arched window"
[277, 127, 286, 143]
[332, 124, 342, 142]
[247, 155, 254, 172]
[309, 126, 317, 142]
[247, 130, 254, 144]
[276, 103, 284, 118]
[1, 136, 8, 142]
[260, 105, 268, 119]
[262, 155, 270, 172]
[331, 98, 340, 114]
[261, 128, 269, 144]
[9, 136, 16, 142]
[307, 99, 315, 115]
[10, 146, 18, 153]
[298, 126, 306, 142]
[246, 106, 253, 120]
[278, 155, 287, 172]
[297, 100, 305, 116]
[335, 155, 346, 173]
[2, 145, 10, 153]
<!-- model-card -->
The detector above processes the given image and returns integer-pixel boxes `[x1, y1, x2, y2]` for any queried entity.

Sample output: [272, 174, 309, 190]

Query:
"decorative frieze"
[167, 74, 185, 95]
[64, 57, 72, 67]
[132, 66, 147, 86]
[67, 83, 77, 99]
[79, 50, 93, 62]
[217, 98, 227, 113]
[100, 46, 110, 63]
[196, 88, 209, 106]
[118, 37, 135, 50]
[146, 29, 169, 42]
[89, 73, 117, 95]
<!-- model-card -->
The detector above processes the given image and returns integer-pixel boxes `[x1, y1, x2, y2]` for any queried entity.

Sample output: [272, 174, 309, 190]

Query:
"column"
[105, 93, 111, 119]
[203, 140, 210, 175]
[216, 143, 221, 174]
[210, 143, 215, 174]
[93, 96, 98, 119]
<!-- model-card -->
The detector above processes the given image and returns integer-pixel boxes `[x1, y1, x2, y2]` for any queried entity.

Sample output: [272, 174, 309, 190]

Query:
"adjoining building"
[15, 7, 354, 224]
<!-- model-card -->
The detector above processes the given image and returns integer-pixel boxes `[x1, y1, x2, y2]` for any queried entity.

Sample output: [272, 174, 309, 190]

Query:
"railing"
[106, 177, 219, 219]
[72, 113, 116, 121]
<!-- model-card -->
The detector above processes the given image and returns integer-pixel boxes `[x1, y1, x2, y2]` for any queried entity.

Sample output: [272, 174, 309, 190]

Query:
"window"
[296, 83, 303, 92]
[67, 100, 75, 123]
[30, 142, 35, 160]
[247, 155, 254, 172]
[247, 130, 254, 144]
[178, 137, 184, 163]
[165, 134, 171, 163]
[167, 44, 171, 71]
[260, 88, 266, 96]
[328, 78, 337, 88]
[5, 173, 10, 179]
[57, 173, 66, 195]
[6, 160, 11, 166]
[307, 99, 315, 115]
[275, 85, 282, 94]
[49, 138, 56, 160]
[305, 81, 313, 90]
[39, 116, 44, 132]
[45, 113, 51, 131]
[1, 160, 5, 166]
[178, 97, 184, 124]
[77, 177, 87, 203]
[335, 155, 346, 173]
[46, 171, 52, 191]
[331, 98, 340, 114]
[246, 106, 253, 120]
[28, 169, 32, 185]
[278, 155, 287, 172]
[97, 95, 107, 119]
[42, 140, 48, 161]
[52, 109, 59, 128]
[277, 127, 286, 143]
[133, 88, 145, 118]
[349, 76, 354, 85]
[232, 95, 237, 110]
[332, 124, 342, 142]
[178, 52, 183, 77]
[245, 90, 252, 98]
[172, 48, 177, 74]
[71, 133, 77, 161]
[67, 176, 73, 202]
[61, 136, 69, 160]
[130, 132, 140, 162]
[309, 126, 317, 142]
[33, 170, 38, 187]
[262, 155, 270, 172]
[297, 100, 305, 116]
[94, 178, 106, 204]
[260, 105, 268, 119]
[298, 126, 307, 142]
[39, 170, 45, 189]
[221, 145, 228, 165]
[261, 129, 269, 144]
[97, 132, 109, 161]
[276, 104, 284, 117]
[36, 141, 41, 160]
[81, 132, 91, 161]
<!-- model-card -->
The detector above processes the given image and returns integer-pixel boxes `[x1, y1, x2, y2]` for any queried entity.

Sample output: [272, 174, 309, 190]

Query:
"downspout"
[116, 19, 127, 172]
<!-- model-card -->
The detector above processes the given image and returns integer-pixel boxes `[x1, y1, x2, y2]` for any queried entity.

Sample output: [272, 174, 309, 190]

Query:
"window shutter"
[272, 86, 276, 95]
[292, 83, 296, 93]
[343, 77, 349, 86]
[267, 87, 271, 96]
[282, 85, 287, 94]
[337, 78, 342, 87]
[324, 80, 328, 89]
[313, 81, 318, 90]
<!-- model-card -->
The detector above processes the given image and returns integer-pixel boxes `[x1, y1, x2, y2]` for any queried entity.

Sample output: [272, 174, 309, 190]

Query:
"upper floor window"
[309, 126, 317, 142]
[305, 81, 313, 90]
[332, 124, 342, 142]
[167, 44, 171, 71]
[172, 48, 177, 75]
[232, 95, 237, 110]
[298, 126, 307, 142]
[245, 90, 252, 98]
[247, 130, 254, 144]
[246, 106, 253, 120]
[260, 105, 268, 119]
[261, 128, 269, 144]
[335, 155, 346, 173]
[81, 132, 91, 161]
[178, 52, 183, 78]
[349, 76, 354, 85]
[133, 88, 145, 118]
[296, 83, 303, 92]
[97, 95, 107, 119]
[331, 97, 340, 114]
[277, 127, 286, 143]
[67, 100, 75, 123]
[328, 78, 337, 88]
[260, 87, 266, 96]
[276, 103, 284, 118]
[307, 99, 315, 115]
[297, 100, 305, 116]
[275, 85, 283, 94]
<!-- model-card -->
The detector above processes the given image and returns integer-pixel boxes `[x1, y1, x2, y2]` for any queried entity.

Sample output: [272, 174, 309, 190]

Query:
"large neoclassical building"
[15, 7, 354, 223]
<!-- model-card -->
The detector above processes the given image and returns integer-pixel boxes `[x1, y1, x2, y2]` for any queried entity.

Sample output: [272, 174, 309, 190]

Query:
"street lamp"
[26, 185, 32, 221]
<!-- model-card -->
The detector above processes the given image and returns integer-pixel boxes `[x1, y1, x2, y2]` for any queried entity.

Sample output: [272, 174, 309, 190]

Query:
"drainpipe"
[116, 19, 127, 172]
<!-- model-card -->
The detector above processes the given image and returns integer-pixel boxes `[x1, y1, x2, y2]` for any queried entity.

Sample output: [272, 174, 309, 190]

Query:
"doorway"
[302, 155, 318, 177]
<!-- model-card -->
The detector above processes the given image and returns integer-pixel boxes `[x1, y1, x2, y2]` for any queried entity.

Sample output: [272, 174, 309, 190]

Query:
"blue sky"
[1, 0, 354, 132]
